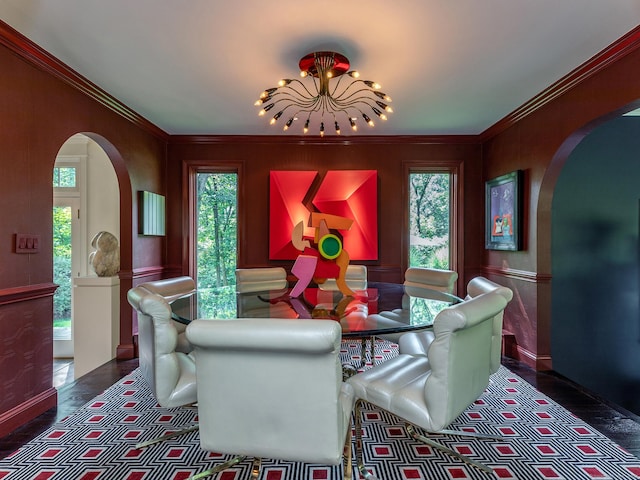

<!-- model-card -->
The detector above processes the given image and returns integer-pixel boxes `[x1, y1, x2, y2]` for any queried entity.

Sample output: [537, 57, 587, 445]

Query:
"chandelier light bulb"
[255, 51, 393, 135]
[284, 117, 294, 130]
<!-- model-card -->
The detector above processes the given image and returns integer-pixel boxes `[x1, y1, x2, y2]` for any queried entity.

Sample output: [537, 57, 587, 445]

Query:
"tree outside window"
[409, 173, 450, 269]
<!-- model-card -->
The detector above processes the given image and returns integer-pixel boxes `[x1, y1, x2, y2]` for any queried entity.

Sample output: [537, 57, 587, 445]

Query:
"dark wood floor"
[0, 358, 139, 459]
[1, 357, 640, 460]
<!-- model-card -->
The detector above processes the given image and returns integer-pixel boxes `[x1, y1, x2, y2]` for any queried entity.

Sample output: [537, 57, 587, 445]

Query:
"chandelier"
[255, 51, 393, 136]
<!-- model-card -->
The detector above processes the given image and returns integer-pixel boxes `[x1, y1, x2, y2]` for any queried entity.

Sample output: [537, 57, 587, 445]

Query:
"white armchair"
[347, 292, 508, 477]
[185, 318, 355, 480]
[318, 264, 368, 291]
[399, 276, 513, 374]
[235, 267, 288, 293]
[403, 266, 458, 294]
[378, 267, 458, 345]
[127, 285, 198, 448]
[139, 276, 196, 303]
[138, 276, 196, 354]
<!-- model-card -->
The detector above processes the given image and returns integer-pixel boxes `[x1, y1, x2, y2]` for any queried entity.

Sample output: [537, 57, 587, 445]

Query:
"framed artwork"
[485, 170, 522, 251]
[269, 170, 378, 260]
[138, 191, 166, 236]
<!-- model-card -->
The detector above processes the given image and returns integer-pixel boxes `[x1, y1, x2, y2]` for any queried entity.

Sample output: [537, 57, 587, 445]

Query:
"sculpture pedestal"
[72, 276, 120, 379]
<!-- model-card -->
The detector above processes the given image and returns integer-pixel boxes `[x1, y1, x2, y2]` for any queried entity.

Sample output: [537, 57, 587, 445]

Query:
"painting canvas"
[485, 170, 522, 251]
[269, 170, 378, 260]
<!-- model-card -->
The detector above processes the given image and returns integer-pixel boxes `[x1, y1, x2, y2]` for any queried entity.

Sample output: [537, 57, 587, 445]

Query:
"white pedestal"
[73, 276, 120, 379]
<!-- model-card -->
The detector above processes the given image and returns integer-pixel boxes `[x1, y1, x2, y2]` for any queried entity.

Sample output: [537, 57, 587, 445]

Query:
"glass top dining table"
[170, 282, 463, 339]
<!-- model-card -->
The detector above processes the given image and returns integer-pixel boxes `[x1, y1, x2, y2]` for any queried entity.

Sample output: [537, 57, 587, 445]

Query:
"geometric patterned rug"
[2, 340, 640, 480]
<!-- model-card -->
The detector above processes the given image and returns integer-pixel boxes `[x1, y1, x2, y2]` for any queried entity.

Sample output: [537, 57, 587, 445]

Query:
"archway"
[81, 133, 135, 362]
[538, 104, 640, 415]
[52, 132, 134, 383]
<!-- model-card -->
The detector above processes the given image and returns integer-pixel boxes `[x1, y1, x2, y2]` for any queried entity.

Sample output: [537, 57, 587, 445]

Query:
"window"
[408, 172, 451, 269]
[53, 166, 77, 189]
[195, 172, 238, 289]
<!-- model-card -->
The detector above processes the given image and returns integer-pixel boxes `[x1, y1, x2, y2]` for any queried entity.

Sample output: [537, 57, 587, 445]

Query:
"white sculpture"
[89, 231, 120, 277]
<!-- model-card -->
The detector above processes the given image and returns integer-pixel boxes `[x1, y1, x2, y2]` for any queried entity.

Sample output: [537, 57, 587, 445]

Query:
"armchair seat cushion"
[348, 354, 430, 411]
[398, 330, 435, 356]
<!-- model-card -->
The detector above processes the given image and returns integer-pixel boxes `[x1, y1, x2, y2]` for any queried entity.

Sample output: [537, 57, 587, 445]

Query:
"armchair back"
[186, 318, 354, 465]
[465, 276, 514, 374]
[404, 267, 458, 294]
[235, 267, 287, 293]
[127, 286, 196, 408]
[423, 292, 507, 430]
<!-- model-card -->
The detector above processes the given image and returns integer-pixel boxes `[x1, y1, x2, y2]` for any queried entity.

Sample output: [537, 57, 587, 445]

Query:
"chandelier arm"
[328, 74, 349, 97]
[260, 79, 320, 104]
[332, 83, 378, 100]
[328, 94, 377, 111]
[270, 93, 320, 109]
[283, 79, 320, 99]
[325, 96, 368, 118]
[275, 94, 324, 119]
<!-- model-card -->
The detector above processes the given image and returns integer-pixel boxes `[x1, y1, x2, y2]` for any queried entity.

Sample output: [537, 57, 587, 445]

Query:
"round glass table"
[170, 282, 462, 339]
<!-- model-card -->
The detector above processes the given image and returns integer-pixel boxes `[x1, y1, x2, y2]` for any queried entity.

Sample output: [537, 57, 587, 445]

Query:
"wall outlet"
[15, 233, 40, 253]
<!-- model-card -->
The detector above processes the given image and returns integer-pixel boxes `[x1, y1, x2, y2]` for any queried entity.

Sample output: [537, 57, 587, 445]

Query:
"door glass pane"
[408, 173, 451, 269]
[196, 172, 238, 290]
[53, 205, 72, 340]
[53, 166, 77, 188]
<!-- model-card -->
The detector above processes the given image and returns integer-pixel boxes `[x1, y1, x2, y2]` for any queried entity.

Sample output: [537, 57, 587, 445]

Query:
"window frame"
[184, 161, 243, 283]
[402, 161, 462, 291]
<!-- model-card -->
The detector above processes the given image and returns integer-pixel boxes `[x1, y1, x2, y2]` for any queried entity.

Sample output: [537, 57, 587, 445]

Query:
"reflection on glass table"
[170, 282, 462, 339]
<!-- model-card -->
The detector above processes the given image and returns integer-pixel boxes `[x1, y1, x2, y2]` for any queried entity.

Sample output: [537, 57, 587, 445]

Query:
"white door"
[53, 197, 80, 358]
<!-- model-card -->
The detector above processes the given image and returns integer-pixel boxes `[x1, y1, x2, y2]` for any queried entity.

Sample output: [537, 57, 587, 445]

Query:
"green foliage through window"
[53, 206, 72, 335]
[409, 173, 450, 269]
[196, 173, 238, 290]
[53, 166, 77, 188]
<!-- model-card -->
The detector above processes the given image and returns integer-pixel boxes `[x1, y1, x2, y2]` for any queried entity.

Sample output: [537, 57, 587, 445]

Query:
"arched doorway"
[537, 105, 640, 415]
[551, 112, 640, 415]
[52, 133, 125, 384]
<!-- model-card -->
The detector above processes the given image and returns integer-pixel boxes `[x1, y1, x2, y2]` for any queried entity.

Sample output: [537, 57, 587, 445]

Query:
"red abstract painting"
[269, 170, 378, 260]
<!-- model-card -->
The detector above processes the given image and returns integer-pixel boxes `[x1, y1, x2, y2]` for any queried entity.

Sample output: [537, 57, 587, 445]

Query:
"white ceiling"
[1, 1, 639, 136]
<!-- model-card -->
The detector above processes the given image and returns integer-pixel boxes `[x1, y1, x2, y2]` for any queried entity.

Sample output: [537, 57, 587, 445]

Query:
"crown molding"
[0, 20, 169, 142]
[169, 134, 481, 145]
[481, 25, 640, 141]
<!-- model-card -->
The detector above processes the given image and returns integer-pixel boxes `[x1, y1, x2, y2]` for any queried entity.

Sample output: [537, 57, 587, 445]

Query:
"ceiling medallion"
[255, 51, 393, 136]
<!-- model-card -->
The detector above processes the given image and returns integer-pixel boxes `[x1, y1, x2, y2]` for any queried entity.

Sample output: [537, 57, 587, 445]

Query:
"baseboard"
[0, 388, 57, 438]
[116, 343, 136, 360]
[502, 331, 553, 371]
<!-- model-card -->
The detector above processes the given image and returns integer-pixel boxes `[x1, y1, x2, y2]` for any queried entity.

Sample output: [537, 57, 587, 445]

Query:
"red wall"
[167, 138, 483, 286]
[0, 24, 168, 436]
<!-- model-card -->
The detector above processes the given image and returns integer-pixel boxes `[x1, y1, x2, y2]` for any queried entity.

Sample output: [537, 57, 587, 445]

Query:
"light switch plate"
[15, 233, 40, 253]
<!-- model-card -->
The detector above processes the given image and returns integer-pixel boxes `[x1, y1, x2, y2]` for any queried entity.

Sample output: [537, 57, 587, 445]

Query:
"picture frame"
[485, 170, 522, 251]
[138, 190, 166, 236]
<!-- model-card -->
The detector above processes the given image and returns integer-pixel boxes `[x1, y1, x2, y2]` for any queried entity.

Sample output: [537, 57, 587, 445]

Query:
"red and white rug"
[2, 341, 640, 479]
